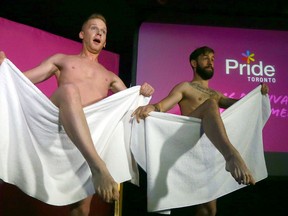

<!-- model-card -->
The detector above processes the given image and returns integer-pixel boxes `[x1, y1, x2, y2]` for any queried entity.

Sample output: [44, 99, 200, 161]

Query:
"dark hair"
[81, 13, 107, 30]
[189, 46, 214, 62]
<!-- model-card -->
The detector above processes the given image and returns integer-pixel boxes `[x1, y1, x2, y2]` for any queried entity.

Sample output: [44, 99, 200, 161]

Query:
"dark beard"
[196, 65, 214, 80]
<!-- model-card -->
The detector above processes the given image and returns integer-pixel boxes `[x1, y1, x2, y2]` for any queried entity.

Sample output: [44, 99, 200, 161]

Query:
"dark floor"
[122, 168, 288, 216]
[1, 170, 287, 216]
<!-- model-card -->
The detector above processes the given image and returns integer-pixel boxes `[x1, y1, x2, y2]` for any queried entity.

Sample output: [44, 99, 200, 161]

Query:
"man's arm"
[219, 84, 269, 109]
[110, 73, 154, 96]
[218, 96, 239, 109]
[23, 55, 61, 84]
[109, 73, 127, 93]
[0, 51, 57, 84]
[132, 83, 185, 122]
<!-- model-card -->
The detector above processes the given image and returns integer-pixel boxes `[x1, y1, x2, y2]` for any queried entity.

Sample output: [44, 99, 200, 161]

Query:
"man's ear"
[79, 31, 84, 40]
[191, 60, 197, 68]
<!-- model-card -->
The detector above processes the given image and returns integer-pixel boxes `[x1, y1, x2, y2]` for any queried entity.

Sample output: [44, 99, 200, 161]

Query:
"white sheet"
[131, 85, 271, 213]
[0, 59, 149, 205]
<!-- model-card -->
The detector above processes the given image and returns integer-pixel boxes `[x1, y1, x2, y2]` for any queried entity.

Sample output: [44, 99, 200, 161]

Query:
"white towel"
[131, 85, 271, 213]
[0, 59, 149, 205]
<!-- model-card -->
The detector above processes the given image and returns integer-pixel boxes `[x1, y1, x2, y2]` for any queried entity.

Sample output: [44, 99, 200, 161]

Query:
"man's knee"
[69, 197, 92, 216]
[206, 205, 217, 216]
[189, 99, 219, 119]
[69, 207, 90, 216]
[59, 84, 80, 99]
[196, 201, 217, 216]
[202, 98, 219, 111]
[51, 84, 81, 106]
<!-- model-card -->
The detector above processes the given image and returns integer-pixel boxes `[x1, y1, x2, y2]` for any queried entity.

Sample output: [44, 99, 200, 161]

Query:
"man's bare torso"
[53, 54, 118, 106]
[178, 82, 220, 116]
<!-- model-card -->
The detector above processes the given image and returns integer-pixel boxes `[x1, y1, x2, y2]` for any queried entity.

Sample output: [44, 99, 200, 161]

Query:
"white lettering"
[264, 65, 275, 77]
[247, 77, 276, 83]
[225, 59, 276, 83]
[251, 61, 263, 76]
[240, 63, 249, 75]
[225, 59, 238, 74]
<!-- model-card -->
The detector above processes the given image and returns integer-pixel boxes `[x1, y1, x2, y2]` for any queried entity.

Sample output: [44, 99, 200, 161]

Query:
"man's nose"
[94, 28, 101, 36]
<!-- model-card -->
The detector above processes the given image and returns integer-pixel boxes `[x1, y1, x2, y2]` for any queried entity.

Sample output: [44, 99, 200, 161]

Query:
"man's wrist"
[152, 104, 160, 112]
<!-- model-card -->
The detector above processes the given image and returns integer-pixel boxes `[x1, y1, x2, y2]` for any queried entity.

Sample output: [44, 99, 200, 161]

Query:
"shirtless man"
[0, 13, 154, 216]
[132, 46, 268, 216]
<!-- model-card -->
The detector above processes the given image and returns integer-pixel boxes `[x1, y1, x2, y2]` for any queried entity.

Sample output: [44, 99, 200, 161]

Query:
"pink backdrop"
[0, 17, 119, 97]
[136, 23, 288, 153]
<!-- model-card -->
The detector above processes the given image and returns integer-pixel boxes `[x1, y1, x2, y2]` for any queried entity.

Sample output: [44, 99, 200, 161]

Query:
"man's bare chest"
[190, 83, 217, 97]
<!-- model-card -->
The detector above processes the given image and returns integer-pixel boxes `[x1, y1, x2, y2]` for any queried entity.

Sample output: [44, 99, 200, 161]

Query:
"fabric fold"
[0, 59, 150, 205]
[131, 85, 271, 213]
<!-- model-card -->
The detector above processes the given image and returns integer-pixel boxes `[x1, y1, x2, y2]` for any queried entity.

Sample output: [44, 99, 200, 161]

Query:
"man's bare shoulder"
[175, 81, 198, 91]
[173, 81, 192, 89]
[49, 53, 80, 61]
[169, 81, 196, 96]
[40, 53, 71, 65]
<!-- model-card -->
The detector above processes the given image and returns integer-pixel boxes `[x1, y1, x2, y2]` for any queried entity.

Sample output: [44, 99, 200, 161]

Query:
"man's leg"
[50, 84, 119, 202]
[195, 200, 217, 216]
[190, 99, 255, 185]
[69, 196, 93, 216]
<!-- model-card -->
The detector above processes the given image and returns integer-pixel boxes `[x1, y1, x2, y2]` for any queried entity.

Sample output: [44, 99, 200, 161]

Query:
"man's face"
[195, 52, 214, 80]
[80, 18, 107, 53]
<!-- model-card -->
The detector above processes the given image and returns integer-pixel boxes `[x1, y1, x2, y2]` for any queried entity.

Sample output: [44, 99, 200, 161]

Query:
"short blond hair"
[81, 13, 107, 30]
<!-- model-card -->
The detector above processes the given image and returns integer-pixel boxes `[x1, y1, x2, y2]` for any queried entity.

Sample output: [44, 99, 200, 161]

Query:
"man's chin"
[202, 73, 214, 80]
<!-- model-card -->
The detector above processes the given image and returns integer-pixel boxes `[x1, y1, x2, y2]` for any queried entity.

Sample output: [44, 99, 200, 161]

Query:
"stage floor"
[122, 169, 288, 216]
[1, 170, 287, 216]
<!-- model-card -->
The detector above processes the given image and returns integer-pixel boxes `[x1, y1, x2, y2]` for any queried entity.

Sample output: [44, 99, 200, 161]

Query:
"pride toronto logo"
[225, 50, 276, 83]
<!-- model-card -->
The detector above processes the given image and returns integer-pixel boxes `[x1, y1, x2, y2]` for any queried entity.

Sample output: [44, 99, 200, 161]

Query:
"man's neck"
[191, 78, 209, 88]
[79, 50, 100, 62]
